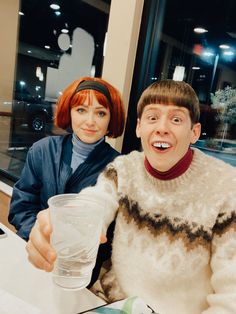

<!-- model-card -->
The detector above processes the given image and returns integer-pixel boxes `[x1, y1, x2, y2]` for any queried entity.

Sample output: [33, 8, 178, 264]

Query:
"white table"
[0, 223, 106, 314]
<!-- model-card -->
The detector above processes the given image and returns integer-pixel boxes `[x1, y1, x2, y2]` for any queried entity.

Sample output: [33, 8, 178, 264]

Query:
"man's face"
[136, 103, 201, 172]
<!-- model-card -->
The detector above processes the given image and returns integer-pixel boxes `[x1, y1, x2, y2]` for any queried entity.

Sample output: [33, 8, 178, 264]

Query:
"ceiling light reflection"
[219, 44, 230, 49]
[203, 51, 214, 57]
[194, 27, 208, 34]
[50, 4, 60, 10]
[223, 51, 234, 56]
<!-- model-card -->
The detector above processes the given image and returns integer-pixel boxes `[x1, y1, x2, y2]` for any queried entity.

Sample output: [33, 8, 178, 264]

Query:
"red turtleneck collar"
[144, 148, 193, 180]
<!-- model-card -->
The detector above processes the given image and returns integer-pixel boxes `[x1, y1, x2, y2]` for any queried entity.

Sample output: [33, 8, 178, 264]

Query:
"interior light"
[192, 67, 200, 70]
[223, 51, 234, 56]
[36, 66, 42, 78]
[194, 27, 208, 34]
[27, 50, 32, 54]
[203, 51, 214, 57]
[55, 11, 61, 16]
[39, 72, 44, 82]
[44, 45, 50, 49]
[103, 32, 107, 57]
[50, 4, 60, 10]
[61, 29, 69, 34]
[19, 81, 26, 86]
[19, 11, 24, 16]
[173, 66, 185, 81]
[219, 44, 230, 49]
[90, 65, 96, 77]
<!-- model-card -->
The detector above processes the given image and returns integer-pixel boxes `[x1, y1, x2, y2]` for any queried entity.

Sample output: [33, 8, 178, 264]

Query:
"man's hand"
[26, 209, 57, 272]
[100, 234, 107, 244]
[26, 209, 107, 271]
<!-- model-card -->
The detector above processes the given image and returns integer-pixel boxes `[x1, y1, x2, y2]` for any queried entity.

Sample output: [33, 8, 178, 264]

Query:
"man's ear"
[190, 122, 201, 144]
[136, 118, 141, 138]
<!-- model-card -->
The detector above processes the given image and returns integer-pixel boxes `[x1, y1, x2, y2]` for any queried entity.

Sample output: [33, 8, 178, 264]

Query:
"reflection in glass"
[0, 0, 111, 180]
[123, 0, 236, 167]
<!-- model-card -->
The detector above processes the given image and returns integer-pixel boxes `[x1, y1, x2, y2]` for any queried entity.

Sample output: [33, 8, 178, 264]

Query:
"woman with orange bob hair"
[56, 77, 125, 138]
[9, 76, 125, 285]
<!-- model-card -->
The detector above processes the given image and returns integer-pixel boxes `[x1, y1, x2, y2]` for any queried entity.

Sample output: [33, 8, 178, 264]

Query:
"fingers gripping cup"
[48, 193, 104, 290]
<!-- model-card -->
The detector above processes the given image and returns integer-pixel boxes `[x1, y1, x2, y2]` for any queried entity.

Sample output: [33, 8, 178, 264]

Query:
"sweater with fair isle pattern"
[80, 148, 236, 314]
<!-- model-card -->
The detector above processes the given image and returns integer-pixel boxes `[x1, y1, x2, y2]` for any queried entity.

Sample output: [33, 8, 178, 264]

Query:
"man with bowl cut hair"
[26, 80, 236, 314]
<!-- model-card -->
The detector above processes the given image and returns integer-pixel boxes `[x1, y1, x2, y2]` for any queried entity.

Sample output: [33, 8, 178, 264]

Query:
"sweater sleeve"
[78, 163, 119, 234]
[8, 147, 43, 240]
[202, 194, 236, 314]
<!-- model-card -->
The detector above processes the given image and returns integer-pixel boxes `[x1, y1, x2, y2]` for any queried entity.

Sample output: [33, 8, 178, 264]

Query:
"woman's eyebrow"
[77, 103, 88, 107]
[94, 105, 108, 110]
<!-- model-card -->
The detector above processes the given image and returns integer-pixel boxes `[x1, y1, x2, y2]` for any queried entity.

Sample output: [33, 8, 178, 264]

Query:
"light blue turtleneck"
[70, 133, 104, 173]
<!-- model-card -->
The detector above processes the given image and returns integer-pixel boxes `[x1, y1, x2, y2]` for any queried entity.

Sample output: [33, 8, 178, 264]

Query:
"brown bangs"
[137, 80, 200, 124]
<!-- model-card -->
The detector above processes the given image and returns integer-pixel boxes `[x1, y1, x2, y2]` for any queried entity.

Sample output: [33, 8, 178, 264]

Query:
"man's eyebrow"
[143, 106, 159, 112]
[170, 108, 188, 115]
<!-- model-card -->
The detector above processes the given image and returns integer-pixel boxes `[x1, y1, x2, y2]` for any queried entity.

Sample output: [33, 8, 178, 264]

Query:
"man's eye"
[147, 115, 158, 121]
[172, 116, 182, 123]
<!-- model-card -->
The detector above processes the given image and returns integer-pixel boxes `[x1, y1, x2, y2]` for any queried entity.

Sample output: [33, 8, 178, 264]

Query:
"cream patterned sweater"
[80, 148, 236, 314]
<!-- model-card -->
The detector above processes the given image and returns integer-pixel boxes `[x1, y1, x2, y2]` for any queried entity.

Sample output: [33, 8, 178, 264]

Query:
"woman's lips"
[82, 128, 97, 134]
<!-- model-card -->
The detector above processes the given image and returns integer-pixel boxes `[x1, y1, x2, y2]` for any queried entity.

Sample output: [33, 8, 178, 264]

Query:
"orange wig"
[55, 77, 125, 138]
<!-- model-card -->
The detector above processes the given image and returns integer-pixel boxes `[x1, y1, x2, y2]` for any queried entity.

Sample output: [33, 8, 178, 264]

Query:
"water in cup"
[48, 193, 104, 290]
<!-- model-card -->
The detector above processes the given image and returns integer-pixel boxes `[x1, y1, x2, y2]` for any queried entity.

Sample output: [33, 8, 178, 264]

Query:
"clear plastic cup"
[48, 193, 104, 290]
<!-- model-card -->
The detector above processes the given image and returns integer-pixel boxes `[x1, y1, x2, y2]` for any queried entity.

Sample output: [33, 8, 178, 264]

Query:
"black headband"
[74, 80, 112, 105]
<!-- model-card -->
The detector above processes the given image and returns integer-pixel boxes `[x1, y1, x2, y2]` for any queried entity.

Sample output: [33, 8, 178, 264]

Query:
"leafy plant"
[205, 138, 221, 150]
[211, 86, 236, 125]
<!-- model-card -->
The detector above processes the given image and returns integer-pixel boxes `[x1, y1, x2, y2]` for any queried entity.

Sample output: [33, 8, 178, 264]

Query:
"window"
[0, 0, 111, 181]
[123, 0, 236, 167]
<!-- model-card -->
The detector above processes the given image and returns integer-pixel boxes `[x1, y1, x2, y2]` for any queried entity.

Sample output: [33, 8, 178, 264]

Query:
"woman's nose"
[86, 112, 95, 124]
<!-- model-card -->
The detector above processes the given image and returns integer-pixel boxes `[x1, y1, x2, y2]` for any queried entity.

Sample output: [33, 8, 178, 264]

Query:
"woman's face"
[70, 94, 110, 143]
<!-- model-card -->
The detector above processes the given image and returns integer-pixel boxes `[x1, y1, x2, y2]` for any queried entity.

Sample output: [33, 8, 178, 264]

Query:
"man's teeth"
[153, 142, 171, 148]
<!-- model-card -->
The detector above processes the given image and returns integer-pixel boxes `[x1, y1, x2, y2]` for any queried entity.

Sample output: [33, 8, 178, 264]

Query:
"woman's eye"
[98, 111, 106, 117]
[77, 108, 85, 113]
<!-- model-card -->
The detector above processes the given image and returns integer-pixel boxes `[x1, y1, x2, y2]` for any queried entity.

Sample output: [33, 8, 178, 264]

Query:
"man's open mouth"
[152, 142, 171, 151]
